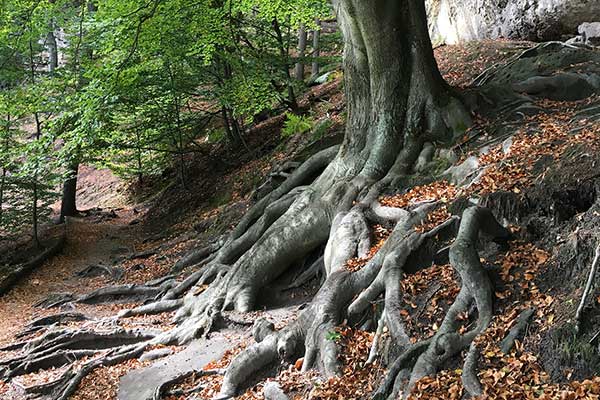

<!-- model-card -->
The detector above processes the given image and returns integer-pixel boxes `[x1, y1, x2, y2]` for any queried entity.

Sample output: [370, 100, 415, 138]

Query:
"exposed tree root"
[371, 340, 431, 400]
[462, 342, 483, 398]
[0, 235, 66, 296]
[2, 187, 498, 400]
[263, 381, 289, 400]
[397, 206, 511, 398]
[284, 255, 324, 291]
[13, 312, 88, 340]
[170, 238, 224, 274]
[3, 139, 490, 400]
[76, 264, 124, 281]
[500, 307, 535, 354]
[0, 327, 154, 399]
[152, 369, 221, 400]
[214, 202, 459, 398]
[118, 299, 183, 318]
[36, 278, 177, 309]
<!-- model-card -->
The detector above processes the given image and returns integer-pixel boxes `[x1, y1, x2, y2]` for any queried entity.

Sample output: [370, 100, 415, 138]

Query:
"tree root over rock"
[1, 197, 512, 400]
[0, 327, 155, 399]
[0, 152, 518, 400]
[206, 206, 512, 400]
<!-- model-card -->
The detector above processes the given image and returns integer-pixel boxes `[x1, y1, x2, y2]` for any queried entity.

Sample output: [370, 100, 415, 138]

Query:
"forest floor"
[1, 39, 600, 400]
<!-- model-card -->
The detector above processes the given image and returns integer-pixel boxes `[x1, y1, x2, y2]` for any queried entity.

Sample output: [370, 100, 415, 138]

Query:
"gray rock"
[427, 0, 600, 44]
[502, 136, 514, 155]
[579, 22, 600, 45]
[118, 336, 231, 400]
[474, 42, 600, 88]
[443, 155, 480, 186]
[566, 35, 584, 45]
[414, 142, 435, 172]
[438, 148, 459, 164]
[264, 381, 289, 400]
[512, 73, 597, 101]
[313, 72, 331, 84]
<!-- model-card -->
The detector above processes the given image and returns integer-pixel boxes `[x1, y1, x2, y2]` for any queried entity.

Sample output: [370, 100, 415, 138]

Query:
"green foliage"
[311, 119, 332, 141]
[0, 0, 333, 242]
[207, 129, 226, 144]
[209, 189, 233, 208]
[325, 331, 342, 341]
[282, 112, 314, 137]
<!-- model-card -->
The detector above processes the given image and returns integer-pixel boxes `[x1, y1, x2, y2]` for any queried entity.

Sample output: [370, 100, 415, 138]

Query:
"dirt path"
[0, 211, 139, 348]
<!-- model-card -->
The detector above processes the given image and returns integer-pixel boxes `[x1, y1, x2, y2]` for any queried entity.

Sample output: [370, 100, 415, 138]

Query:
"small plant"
[325, 331, 342, 341]
[311, 119, 332, 141]
[282, 113, 314, 138]
[207, 129, 225, 144]
[209, 189, 233, 208]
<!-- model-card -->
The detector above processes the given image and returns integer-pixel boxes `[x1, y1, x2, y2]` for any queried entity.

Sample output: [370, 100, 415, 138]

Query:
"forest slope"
[0, 39, 600, 400]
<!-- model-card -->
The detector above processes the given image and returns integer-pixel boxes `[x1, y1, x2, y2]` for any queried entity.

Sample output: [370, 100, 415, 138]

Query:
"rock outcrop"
[426, 0, 600, 44]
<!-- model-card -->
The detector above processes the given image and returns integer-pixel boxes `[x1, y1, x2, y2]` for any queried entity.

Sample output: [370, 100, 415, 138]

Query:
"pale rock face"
[426, 0, 600, 44]
[579, 22, 600, 45]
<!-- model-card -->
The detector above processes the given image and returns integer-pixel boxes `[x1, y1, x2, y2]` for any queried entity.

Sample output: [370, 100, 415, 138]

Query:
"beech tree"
[163, 2, 478, 397]
[0, 1, 513, 399]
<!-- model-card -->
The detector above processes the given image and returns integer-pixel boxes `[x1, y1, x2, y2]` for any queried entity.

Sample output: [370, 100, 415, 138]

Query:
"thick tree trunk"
[59, 163, 78, 223]
[332, 0, 468, 181]
[166, 0, 470, 333]
[160, 0, 471, 350]
[5, 3, 474, 398]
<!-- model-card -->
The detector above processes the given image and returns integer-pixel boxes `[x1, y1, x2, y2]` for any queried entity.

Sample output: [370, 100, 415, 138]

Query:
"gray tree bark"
[2, 2, 477, 398]
[47, 27, 58, 73]
[294, 24, 307, 81]
[164, 0, 471, 344]
[310, 20, 321, 81]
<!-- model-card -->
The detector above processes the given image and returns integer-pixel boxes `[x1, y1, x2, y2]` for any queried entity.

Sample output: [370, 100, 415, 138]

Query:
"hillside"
[0, 37, 599, 400]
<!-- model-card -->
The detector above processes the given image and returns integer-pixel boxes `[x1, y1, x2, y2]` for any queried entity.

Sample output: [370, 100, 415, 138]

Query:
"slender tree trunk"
[135, 129, 143, 185]
[219, 59, 245, 148]
[32, 113, 41, 249]
[29, 38, 42, 249]
[221, 107, 239, 147]
[0, 116, 9, 225]
[175, 118, 187, 191]
[294, 24, 307, 81]
[59, 162, 78, 223]
[0, 168, 5, 225]
[166, 63, 188, 189]
[272, 18, 299, 113]
[47, 28, 58, 73]
[311, 20, 321, 81]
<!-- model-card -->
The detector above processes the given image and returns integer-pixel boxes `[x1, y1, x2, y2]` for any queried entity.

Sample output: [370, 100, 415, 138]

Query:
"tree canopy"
[0, 0, 334, 240]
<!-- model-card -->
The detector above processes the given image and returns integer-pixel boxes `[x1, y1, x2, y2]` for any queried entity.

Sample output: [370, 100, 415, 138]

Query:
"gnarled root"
[378, 206, 512, 399]
[215, 202, 457, 398]
[163, 179, 354, 343]
[3, 146, 487, 399]
[0, 327, 154, 399]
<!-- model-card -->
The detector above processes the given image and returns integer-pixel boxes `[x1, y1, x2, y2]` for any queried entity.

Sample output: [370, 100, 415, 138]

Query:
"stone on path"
[118, 335, 232, 400]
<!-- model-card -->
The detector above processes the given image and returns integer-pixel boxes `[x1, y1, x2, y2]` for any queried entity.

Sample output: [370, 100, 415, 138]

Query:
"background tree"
[0, 0, 63, 245]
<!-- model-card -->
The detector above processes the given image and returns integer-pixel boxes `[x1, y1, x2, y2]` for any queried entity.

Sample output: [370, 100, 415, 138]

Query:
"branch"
[575, 243, 600, 333]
